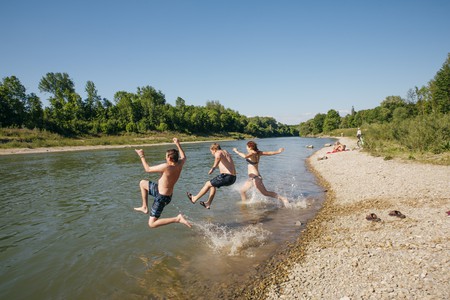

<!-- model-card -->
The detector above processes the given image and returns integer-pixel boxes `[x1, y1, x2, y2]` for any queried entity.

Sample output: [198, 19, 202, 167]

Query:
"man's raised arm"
[173, 137, 186, 161]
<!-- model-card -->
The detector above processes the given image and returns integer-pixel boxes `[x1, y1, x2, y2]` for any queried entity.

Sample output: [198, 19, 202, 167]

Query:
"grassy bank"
[3, 125, 449, 166]
[325, 115, 450, 166]
[0, 128, 250, 149]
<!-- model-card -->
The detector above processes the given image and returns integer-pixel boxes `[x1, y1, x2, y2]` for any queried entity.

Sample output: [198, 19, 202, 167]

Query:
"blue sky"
[1, 0, 449, 125]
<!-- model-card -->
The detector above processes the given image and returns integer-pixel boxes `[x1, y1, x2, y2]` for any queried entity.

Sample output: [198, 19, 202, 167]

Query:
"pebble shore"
[237, 138, 449, 300]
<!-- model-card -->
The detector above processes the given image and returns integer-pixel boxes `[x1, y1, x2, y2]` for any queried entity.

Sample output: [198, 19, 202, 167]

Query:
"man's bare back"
[186, 143, 237, 210]
[215, 149, 236, 175]
[156, 162, 183, 195]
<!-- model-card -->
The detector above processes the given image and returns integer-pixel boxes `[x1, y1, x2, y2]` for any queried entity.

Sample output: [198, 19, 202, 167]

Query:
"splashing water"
[237, 185, 312, 210]
[194, 221, 272, 256]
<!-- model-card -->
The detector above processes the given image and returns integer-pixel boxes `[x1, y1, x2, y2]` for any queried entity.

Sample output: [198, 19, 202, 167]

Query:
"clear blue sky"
[1, 0, 449, 124]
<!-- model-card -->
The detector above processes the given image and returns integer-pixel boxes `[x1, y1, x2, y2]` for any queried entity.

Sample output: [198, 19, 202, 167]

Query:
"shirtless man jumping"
[134, 137, 191, 228]
[186, 143, 237, 209]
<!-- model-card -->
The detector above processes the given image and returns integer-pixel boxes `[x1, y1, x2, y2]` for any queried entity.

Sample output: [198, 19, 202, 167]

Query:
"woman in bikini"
[233, 141, 289, 206]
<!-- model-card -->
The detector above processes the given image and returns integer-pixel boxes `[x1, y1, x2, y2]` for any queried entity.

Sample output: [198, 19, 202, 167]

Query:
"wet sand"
[236, 137, 450, 299]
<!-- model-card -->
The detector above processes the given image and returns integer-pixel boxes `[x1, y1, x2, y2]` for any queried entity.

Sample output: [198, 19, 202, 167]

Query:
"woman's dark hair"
[246, 141, 259, 152]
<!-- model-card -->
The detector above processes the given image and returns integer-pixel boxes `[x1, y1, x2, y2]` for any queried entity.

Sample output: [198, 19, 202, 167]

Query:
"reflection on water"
[0, 137, 334, 299]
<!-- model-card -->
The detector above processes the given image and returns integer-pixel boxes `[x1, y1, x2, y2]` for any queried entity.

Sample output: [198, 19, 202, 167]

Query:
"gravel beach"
[259, 138, 450, 300]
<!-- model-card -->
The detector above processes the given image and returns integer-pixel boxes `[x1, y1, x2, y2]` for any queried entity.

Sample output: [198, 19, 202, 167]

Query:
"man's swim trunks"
[148, 181, 172, 218]
[210, 174, 237, 188]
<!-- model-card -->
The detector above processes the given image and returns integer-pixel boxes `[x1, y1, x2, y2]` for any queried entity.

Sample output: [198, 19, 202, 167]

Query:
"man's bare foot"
[186, 192, 196, 204]
[134, 206, 148, 214]
[177, 214, 192, 228]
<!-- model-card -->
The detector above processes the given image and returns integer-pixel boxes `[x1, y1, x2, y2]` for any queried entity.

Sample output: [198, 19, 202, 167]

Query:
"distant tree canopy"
[0, 73, 298, 138]
[299, 53, 450, 136]
[3, 53, 449, 139]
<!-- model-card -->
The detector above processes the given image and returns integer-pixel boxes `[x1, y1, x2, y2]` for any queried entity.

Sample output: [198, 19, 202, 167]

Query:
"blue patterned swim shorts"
[148, 181, 172, 218]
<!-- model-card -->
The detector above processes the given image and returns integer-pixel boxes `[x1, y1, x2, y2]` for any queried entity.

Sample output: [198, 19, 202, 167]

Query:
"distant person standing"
[357, 128, 363, 148]
[186, 143, 237, 209]
[357, 128, 362, 140]
[134, 137, 191, 228]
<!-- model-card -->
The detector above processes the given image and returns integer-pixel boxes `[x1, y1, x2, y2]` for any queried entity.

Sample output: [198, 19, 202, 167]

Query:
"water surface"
[0, 137, 334, 299]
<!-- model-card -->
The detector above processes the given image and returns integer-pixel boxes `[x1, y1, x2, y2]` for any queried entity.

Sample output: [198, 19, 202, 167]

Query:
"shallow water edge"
[227, 148, 332, 299]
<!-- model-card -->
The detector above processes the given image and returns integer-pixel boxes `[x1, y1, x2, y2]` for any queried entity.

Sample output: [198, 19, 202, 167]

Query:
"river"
[0, 137, 334, 299]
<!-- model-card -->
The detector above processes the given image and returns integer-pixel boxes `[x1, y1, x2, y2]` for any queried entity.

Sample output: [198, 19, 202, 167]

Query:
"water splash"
[194, 221, 272, 256]
[286, 197, 309, 209]
[245, 189, 275, 205]
[233, 185, 314, 210]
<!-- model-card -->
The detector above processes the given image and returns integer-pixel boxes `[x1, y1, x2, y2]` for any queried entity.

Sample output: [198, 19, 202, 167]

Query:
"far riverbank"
[0, 139, 234, 156]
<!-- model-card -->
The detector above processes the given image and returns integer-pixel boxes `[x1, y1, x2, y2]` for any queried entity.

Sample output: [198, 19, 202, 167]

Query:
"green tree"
[429, 53, 450, 114]
[311, 113, 326, 134]
[219, 111, 234, 132]
[39, 72, 82, 134]
[379, 96, 407, 122]
[323, 109, 341, 132]
[175, 97, 186, 108]
[380, 95, 406, 111]
[0, 76, 26, 127]
[84, 81, 102, 121]
[414, 86, 431, 116]
[189, 107, 208, 132]
[299, 119, 313, 136]
[136, 86, 167, 129]
[114, 91, 138, 131]
[24, 93, 44, 129]
[392, 106, 409, 122]
[340, 115, 352, 128]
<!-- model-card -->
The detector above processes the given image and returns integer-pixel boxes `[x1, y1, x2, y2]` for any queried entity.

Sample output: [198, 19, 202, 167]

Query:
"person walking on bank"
[233, 141, 289, 206]
[186, 143, 237, 209]
[134, 137, 191, 228]
[356, 127, 363, 148]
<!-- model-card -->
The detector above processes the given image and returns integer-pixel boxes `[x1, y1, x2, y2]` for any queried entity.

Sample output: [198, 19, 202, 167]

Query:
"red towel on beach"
[326, 149, 350, 154]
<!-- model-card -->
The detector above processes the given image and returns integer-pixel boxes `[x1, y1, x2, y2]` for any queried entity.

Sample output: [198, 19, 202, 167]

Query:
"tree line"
[0, 73, 298, 138]
[2, 53, 448, 141]
[299, 53, 450, 136]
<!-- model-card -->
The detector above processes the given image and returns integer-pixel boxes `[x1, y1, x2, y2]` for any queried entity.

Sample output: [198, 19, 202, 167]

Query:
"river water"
[0, 137, 334, 299]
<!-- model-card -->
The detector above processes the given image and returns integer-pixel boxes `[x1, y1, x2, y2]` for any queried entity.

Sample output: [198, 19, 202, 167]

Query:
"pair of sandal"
[186, 192, 210, 209]
[366, 213, 381, 222]
[366, 210, 406, 222]
[388, 210, 406, 218]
